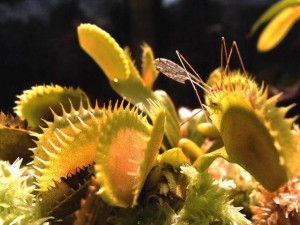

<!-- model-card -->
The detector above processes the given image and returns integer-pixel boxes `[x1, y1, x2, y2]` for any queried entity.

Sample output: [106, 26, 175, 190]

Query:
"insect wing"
[154, 58, 191, 84]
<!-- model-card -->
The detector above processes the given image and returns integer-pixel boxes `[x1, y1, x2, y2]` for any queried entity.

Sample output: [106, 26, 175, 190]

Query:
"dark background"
[0, 0, 299, 116]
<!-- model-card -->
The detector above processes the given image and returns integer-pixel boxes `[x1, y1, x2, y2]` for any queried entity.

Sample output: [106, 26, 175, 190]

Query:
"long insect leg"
[220, 37, 228, 74]
[175, 50, 209, 122]
[222, 39, 247, 77]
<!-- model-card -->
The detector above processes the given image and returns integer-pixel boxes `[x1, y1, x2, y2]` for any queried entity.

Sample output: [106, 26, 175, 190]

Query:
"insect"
[154, 37, 246, 87]
[154, 37, 247, 121]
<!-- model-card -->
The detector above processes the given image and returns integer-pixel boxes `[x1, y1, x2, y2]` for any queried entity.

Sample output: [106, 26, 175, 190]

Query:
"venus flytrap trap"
[35, 166, 93, 219]
[14, 84, 90, 131]
[94, 100, 165, 207]
[155, 41, 300, 192]
[30, 100, 101, 191]
[0, 112, 34, 164]
[203, 69, 300, 191]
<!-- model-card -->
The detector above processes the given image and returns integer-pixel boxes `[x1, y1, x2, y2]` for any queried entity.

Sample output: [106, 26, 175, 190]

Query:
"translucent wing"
[154, 58, 193, 84]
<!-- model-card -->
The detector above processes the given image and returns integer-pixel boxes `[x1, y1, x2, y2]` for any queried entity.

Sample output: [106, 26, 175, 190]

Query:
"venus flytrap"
[78, 24, 180, 148]
[4, 79, 166, 220]
[1, 22, 299, 224]
[204, 69, 300, 191]
[36, 168, 92, 219]
[26, 94, 165, 207]
[77, 24, 251, 223]
[94, 100, 165, 207]
[0, 24, 172, 222]
[14, 84, 89, 130]
[30, 100, 101, 191]
[154, 42, 300, 192]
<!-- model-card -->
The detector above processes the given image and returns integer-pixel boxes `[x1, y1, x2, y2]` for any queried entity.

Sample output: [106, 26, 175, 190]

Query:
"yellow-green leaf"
[78, 23, 130, 80]
[251, 0, 300, 35]
[158, 147, 191, 169]
[154, 90, 180, 148]
[197, 122, 220, 139]
[178, 138, 202, 162]
[109, 48, 156, 108]
[257, 5, 300, 52]
[141, 43, 158, 89]
[193, 147, 229, 172]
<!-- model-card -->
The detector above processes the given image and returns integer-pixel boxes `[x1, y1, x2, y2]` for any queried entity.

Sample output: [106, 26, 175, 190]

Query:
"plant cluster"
[0, 22, 300, 224]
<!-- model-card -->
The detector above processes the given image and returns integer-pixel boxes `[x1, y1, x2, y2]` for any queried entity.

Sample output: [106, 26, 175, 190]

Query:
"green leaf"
[193, 147, 229, 172]
[141, 43, 159, 89]
[154, 90, 180, 148]
[158, 147, 191, 169]
[0, 159, 51, 224]
[197, 122, 220, 139]
[184, 109, 207, 146]
[250, 0, 300, 35]
[257, 5, 300, 52]
[172, 165, 251, 225]
[178, 138, 203, 162]
[110, 49, 156, 108]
